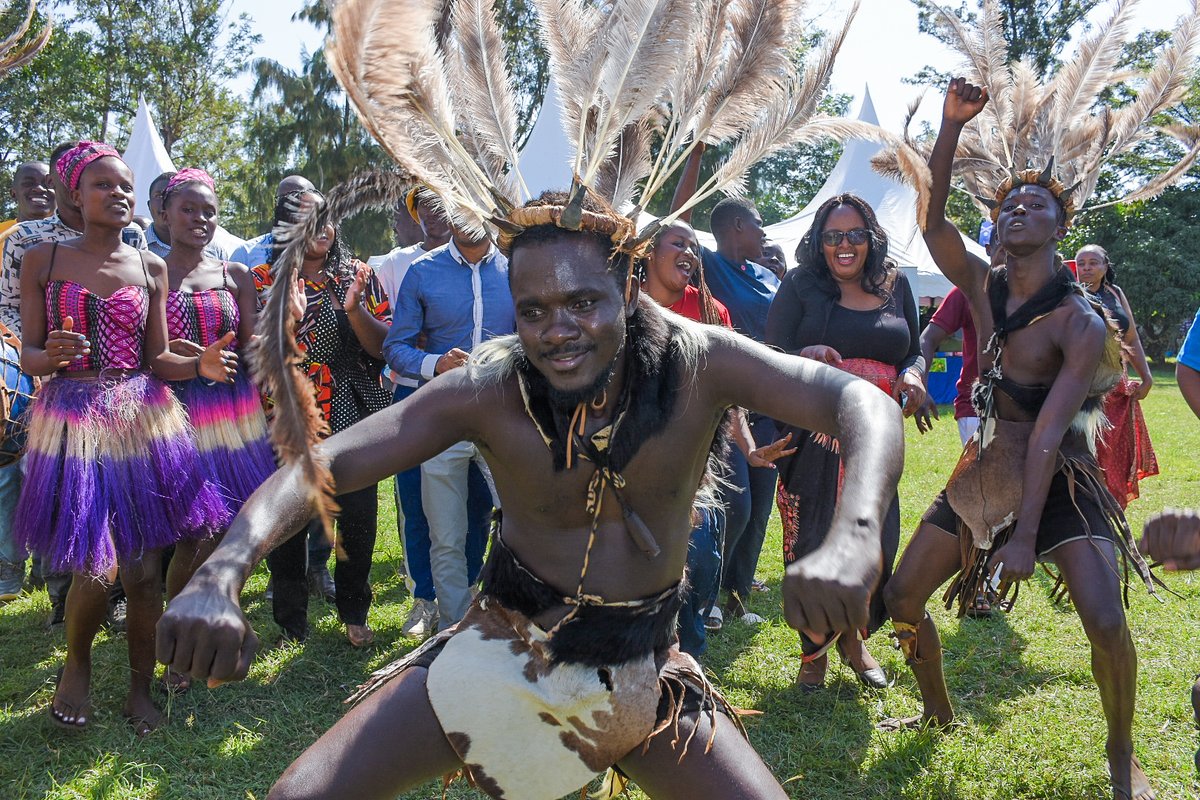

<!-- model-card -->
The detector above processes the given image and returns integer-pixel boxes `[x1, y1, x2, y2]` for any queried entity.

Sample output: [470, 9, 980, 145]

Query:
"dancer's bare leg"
[165, 537, 220, 600]
[268, 667, 462, 800]
[879, 521, 963, 730]
[618, 711, 788, 800]
[119, 549, 165, 735]
[51, 568, 112, 728]
[1050, 538, 1150, 800]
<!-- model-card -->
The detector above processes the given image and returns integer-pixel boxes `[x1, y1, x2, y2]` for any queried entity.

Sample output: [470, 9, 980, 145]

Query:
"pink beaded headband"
[55, 141, 123, 192]
[165, 167, 215, 195]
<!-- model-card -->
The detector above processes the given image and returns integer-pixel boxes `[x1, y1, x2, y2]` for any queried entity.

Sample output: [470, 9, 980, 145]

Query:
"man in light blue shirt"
[383, 226, 514, 628]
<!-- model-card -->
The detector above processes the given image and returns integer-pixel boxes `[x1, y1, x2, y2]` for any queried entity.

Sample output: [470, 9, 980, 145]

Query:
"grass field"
[1, 365, 1198, 799]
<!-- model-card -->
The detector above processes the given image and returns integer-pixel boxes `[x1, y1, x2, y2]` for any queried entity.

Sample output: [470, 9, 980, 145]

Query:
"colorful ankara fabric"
[251, 262, 391, 433]
[165, 168, 215, 196]
[0, 213, 147, 337]
[15, 373, 228, 575]
[167, 272, 275, 511]
[46, 279, 148, 371]
[55, 141, 122, 192]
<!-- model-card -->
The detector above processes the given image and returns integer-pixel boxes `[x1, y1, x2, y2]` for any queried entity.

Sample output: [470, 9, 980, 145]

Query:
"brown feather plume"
[447, 0, 527, 200]
[695, 0, 801, 145]
[0, 0, 51, 78]
[326, 0, 505, 237]
[250, 170, 414, 535]
[905, 0, 1200, 221]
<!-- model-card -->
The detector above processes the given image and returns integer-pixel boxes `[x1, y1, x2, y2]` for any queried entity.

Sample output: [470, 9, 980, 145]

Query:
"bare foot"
[122, 693, 165, 737]
[877, 712, 953, 732]
[50, 662, 92, 731]
[1129, 756, 1154, 800]
[1109, 753, 1155, 800]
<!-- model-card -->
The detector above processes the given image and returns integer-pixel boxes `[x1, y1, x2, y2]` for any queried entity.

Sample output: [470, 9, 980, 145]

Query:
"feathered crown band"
[873, 0, 1200, 229]
[977, 158, 1079, 223]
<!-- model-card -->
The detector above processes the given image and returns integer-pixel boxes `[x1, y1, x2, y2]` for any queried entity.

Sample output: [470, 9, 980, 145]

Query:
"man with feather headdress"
[881, 76, 1169, 800]
[870, 3, 1200, 793]
[157, 0, 901, 796]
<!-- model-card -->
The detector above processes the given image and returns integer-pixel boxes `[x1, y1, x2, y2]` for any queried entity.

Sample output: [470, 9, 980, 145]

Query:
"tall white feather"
[578, 0, 695, 188]
[448, 0, 529, 201]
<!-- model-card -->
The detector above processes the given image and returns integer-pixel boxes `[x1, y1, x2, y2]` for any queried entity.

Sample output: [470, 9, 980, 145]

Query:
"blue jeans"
[0, 460, 24, 568]
[392, 384, 491, 603]
[720, 414, 777, 599]
[678, 506, 722, 657]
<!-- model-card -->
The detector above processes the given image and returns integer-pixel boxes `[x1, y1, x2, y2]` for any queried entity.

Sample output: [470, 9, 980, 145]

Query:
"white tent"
[762, 87, 983, 303]
[122, 96, 176, 219]
[121, 96, 244, 254]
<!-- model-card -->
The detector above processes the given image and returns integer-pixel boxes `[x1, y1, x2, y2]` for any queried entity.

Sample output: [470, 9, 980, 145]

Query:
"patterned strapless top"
[167, 287, 239, 349]
[46, 279, 148, 371]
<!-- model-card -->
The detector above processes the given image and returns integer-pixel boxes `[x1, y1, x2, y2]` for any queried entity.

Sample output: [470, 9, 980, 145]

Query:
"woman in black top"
[1074, 244, 1157, 508]
[766, 193, 925, 692]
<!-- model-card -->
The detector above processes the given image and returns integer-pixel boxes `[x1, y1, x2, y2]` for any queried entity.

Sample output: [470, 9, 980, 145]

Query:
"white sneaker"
[402, 598, 439, 640]
[740, 611, 765, 625]
[704, 607, 724, 631]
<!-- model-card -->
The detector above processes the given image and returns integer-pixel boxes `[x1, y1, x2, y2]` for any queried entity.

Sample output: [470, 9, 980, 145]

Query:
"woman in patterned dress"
[252, 191, 392, 647]
[1074, 244, 1158, 508]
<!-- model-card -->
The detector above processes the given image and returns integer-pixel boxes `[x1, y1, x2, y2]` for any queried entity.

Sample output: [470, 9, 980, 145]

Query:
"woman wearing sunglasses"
[765, 193, 925, 692]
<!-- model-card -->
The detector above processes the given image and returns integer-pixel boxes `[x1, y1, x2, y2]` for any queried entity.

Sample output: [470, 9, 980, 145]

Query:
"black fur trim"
[480, 533, 685, 667]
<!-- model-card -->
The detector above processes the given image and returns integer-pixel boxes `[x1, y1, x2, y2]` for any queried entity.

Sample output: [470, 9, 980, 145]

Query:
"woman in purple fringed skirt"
[158, 168, 276, 690]
[14, 143, 235, 735]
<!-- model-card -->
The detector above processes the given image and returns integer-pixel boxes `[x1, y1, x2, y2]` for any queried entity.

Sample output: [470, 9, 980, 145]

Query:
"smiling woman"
[765, 192, 926, 693]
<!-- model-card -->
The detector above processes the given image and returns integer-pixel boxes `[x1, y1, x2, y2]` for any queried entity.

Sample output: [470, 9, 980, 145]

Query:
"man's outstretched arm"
[925, 78, 990, 297]
[156, 373, 480, 684]
[704, 327, 904, 638]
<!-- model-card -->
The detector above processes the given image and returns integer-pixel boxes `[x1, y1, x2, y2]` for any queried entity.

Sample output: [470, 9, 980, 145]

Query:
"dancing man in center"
[158, 0, 892, 795]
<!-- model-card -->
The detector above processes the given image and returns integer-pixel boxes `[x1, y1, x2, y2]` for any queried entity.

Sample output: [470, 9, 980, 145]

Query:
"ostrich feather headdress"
[0, 0, 52, 78]
[873, 0, 1200, 228]
[261, 0, 881, 526]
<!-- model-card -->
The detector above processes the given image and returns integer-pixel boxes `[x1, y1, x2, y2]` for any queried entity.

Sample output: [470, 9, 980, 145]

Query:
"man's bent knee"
[1082, 605, 1131, 652]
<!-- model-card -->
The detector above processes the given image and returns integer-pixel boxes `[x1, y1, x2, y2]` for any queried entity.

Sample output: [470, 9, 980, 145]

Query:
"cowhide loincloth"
[346, 538, 742, 800]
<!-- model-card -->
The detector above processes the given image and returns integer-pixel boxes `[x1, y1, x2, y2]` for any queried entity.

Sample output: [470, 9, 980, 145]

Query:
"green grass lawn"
[2, 365, 1198, 799]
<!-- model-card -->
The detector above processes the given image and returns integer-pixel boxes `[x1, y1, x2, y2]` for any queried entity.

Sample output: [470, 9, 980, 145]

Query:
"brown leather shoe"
[346, 624, 375, 648]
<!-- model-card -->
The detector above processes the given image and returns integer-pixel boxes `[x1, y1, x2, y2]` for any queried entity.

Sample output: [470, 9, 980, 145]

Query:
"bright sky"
[227, 0, 1191, 129]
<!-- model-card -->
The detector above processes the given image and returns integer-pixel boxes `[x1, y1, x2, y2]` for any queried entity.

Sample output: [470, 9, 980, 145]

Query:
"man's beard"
[545, 352, 619, 412]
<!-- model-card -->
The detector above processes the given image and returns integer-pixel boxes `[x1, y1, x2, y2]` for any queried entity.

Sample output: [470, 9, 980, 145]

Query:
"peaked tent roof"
[762, 87, 983, 303]
[121, 96, 244, 254]
[122, 96, 176, 218]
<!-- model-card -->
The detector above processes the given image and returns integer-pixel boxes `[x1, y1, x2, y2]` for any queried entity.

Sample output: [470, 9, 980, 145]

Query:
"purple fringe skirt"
[170, 370, 276, 514]
[15, 373, 230, 576]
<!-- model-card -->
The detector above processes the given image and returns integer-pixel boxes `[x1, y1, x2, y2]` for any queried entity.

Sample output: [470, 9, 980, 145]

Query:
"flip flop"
[158, 668, 192, 694]
[122, 711, 162, 738]
[965, 593, 993, 618]
[347, 623, 375, 648]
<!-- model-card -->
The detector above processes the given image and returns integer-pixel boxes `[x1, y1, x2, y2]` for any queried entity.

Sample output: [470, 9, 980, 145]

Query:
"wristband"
[194, 356, 201, 378]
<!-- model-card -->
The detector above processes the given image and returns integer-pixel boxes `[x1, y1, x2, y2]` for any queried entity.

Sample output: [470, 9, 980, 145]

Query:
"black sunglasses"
[820, 228, 870, 247]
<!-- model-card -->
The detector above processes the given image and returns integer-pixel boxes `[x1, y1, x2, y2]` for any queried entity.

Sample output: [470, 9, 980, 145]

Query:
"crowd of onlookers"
[1, 144, 1196, 739]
